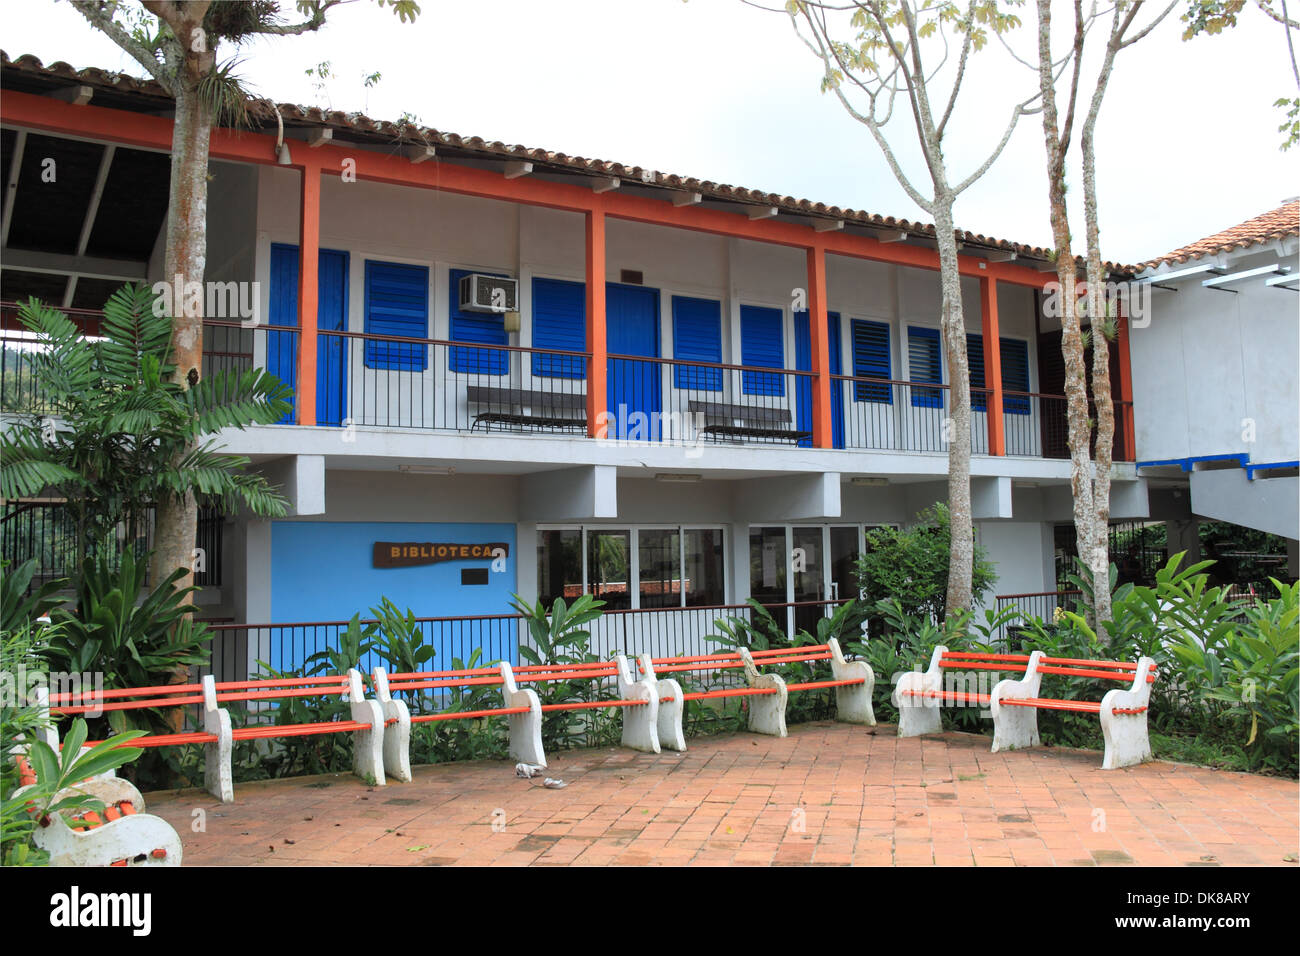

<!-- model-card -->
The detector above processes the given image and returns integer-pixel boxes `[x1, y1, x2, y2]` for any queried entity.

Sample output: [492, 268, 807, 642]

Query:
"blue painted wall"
[269, 521, 518, 673]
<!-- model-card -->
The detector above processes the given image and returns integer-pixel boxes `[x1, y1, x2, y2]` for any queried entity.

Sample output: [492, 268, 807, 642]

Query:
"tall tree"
[66, 0, 420, 592]
[1180, 1, 1300, 148]
[779, 1, 1044, 615]
[1030, 0, 1174, 624]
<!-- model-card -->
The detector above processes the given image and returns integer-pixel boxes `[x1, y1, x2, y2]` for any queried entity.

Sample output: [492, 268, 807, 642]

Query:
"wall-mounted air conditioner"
[458, 273, 519, 313]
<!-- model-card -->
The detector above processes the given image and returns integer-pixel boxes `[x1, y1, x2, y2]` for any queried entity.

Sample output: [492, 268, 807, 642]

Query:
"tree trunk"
[1036, 0, 1104, 626]
[933, 200, 974, 617]
[149, 45, 213, 595]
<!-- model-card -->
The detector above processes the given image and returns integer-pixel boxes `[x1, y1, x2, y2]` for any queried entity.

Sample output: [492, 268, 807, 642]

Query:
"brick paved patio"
[144, 723, 1300, 866]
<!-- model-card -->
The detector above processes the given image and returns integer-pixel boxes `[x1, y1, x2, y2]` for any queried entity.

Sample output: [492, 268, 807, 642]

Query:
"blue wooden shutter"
[851, 319, 892, 404]
[1000, 337, 1030, 414]
[907, 326, 943, 408]
[672, 296, 723, 391]
[966, 333, 987, 412]
[364, 260, 428, 371]
[531, 277, 586, 379]
[741, 305, 785, 396]
[449, 268, 508, 374]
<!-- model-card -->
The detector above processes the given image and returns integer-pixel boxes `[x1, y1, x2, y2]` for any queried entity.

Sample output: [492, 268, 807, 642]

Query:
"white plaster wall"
[975, 521, 1055, 614]
[1131, 246, 1299, 466]
[248, 172, 1042, 455]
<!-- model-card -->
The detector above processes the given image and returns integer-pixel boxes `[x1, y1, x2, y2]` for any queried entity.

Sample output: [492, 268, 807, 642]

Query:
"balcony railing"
[0, 307, 1135, 461]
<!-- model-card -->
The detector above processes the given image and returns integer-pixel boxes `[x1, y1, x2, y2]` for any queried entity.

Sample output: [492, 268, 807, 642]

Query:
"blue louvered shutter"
[908, 326, 943, 408]
[851, 319, 892, 404]
[449, 268, 509, 374]
[364, 260, 428, 371]
[672, 296, 723, 391]
[741, 305, 785, 396]
[531, 277, 586, 379]
[966, 333, 987, 412]
[1000, 337, 1030, 414]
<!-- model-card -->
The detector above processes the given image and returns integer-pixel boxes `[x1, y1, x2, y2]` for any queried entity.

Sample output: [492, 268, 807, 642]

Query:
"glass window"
[537, 529, 582, 607]
[683, 529, 725, 607]
[587, 530, 631, 610]
[638, 529, 681, 609]
[749, 526, 787, 606]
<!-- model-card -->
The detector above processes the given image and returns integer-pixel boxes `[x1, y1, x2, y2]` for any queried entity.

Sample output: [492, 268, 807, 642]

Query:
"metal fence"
[201, 598, 848, 684]
[993, 589, 1085, 641]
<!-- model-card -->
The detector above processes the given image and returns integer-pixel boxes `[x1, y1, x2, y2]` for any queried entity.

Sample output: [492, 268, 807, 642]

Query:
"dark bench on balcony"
[467, 385, 587, 433]
[687, 400, 810, 444]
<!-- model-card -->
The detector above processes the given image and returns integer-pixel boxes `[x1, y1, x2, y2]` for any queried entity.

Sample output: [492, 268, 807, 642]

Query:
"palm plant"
[0, 285, 292, 581]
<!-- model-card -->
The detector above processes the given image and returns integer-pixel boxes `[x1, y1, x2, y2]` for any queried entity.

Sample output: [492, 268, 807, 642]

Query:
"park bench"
[687, 399, 810, 444]
[46, 671, 386, 802]
[12, 752, 181, 867]
[467, 385, 586, 432]
[893, 646, 1158, 769]
[374, 657, 659, 775]
[372, 661, 544, 781]
[640, 638, 875, 744]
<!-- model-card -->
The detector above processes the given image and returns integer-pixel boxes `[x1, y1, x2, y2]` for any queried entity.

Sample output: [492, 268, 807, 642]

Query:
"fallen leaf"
[406, 845, 430, 852]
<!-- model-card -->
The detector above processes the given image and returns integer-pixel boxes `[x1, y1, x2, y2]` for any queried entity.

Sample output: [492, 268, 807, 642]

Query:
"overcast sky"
[5, 0, 1297, 263]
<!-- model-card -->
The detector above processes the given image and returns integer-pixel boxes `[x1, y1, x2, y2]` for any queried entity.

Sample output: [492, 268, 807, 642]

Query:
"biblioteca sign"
[373, 542, 509, 569]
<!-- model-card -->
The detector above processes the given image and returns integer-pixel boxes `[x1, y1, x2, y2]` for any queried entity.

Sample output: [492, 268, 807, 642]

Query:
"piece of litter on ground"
[542, 778, 567, 789]
[515, 762, 544, 778]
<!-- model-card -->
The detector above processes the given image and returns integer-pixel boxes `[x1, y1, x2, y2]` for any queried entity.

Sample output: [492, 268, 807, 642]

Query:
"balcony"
[1, 306, 1135, 461]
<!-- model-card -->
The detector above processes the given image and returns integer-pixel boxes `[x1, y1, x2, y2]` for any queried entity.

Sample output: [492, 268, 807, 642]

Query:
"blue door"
[795, 310, 845, 448]
[268, 243, 349, 426]
[605, 283, 661, 440]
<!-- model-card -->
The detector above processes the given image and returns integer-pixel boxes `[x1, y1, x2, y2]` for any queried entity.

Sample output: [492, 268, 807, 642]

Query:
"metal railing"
[202, 598, 848, 684]
[994, 589, 1085, 641]
[3, 305, 1133, 461]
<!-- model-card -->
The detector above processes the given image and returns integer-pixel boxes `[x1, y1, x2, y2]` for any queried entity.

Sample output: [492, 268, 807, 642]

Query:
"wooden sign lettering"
[373, 542, 510, 569]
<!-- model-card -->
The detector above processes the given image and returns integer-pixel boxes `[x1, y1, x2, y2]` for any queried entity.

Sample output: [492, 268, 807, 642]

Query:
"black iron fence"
[201, 598, 848, 684]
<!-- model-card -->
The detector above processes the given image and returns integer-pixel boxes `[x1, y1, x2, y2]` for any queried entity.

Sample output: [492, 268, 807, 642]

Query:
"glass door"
[587, 529, 631, 610]
[792, 526, 825, 636]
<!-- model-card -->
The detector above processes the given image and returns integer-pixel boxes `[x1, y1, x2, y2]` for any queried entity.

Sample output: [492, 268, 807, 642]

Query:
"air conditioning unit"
[458, 273, 518, 313]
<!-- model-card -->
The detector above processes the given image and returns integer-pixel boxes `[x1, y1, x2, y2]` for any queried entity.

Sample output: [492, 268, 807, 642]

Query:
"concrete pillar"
[1165, 519, 1200, 565]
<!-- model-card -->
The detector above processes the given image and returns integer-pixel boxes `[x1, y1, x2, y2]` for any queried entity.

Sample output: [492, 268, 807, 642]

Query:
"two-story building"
[3, 53, 1290, 678]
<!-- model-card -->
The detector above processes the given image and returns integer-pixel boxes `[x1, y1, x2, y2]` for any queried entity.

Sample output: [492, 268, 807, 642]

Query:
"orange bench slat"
[999, 697, 1103, 713]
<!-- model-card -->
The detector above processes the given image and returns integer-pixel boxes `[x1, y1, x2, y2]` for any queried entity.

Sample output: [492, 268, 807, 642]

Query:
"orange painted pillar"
[806, 245, 834, 449]
[296, 160, 320, 427]
[585, 206, 608, 438]
[1115, 301, 1136, 462]
[980, 276, 1005, 456]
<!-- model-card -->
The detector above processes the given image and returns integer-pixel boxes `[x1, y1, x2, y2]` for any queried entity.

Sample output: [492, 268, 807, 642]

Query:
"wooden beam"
[585, 207, 607, 439]
[747, 206, 778, 220]
[866, 228, 907, 243]
[980, 276, 1005, 456]
[591, 177, 620, 194]
[983, 249, 1017, 263]
[1, 130, 26, 247]
[76, 144, 116, 255]
[504, 160, 533, 179]
[306, 128, 332, 148]
[404, 145, 436, 164]
[0, 248, 146, 280]
[806, 245, 833, 449]
[47, 85, 93, 106]
[0, 91, 1066, 291]
[812, 219, 844, 232]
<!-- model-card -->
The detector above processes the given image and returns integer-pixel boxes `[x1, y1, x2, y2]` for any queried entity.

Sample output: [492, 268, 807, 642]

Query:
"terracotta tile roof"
[1139, 201, 1300, 271]
[2, 51, 1131, 271]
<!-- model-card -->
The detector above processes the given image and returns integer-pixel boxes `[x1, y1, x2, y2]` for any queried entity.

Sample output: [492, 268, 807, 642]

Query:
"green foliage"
[2, 720, 146, 867]
[509, 593, 616, 751]
[1, 559, 66, 635]
[854, 504, 997, 625]
[0, 287, 291, 577]
[369, 600, 436, 674]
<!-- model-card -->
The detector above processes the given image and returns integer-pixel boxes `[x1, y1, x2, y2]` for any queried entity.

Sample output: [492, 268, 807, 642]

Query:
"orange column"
[980, 276, 1005, 456]
[806, 245, 833, 449]
[585, 207, 608, 438]
[1115, 300, 1136, 461]
[296, 160, 320, 427]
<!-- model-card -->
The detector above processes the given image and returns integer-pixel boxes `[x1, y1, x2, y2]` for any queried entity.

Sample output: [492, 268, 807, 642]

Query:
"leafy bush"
[854, 504, 996, 626]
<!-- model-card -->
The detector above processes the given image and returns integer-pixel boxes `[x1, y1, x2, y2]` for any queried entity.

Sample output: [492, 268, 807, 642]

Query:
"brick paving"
[144, 723, 1300, 866]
